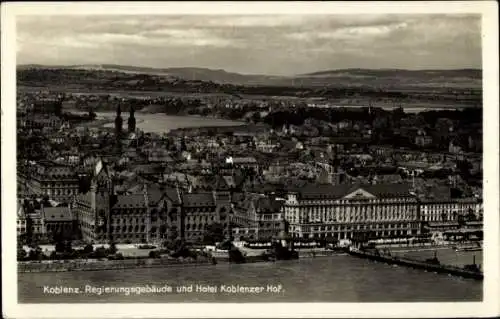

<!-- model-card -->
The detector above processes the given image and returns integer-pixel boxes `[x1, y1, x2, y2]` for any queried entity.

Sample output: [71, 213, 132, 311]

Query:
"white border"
[2, 2, 499, 318]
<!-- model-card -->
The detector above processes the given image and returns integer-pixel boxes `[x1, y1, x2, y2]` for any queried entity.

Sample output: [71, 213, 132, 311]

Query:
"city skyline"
[5, 1, 498, 317]
[17, 14, 481, 76]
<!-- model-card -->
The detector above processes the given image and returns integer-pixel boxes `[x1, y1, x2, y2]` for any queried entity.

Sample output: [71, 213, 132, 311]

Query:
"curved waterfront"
[18, 254, 482, 303]
[98, 112, 245, 133]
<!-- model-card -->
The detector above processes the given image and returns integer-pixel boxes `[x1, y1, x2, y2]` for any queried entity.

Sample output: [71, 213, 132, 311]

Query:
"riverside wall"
[347, 249, 483, 280]
[297, 250, 344, 258]
[18, 257, 213, 273]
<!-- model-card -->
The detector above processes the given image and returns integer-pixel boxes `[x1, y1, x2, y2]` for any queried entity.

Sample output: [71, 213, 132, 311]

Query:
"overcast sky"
[17, 14, 481, 75]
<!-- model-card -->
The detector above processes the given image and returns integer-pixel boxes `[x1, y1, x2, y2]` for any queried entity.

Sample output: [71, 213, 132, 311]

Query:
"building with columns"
[283, 183, 421, 240]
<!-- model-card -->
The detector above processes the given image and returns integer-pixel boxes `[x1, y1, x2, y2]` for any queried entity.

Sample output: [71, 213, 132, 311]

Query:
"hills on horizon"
[17, 64, 482, 89]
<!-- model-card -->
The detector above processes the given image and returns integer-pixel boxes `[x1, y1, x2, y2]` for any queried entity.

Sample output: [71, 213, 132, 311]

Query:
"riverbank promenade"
[347, 248, 483, 280]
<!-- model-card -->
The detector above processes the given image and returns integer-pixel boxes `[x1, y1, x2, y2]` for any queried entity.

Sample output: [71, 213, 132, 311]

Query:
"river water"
[18, 251, 482, 303]
[96, 112, 245, 134]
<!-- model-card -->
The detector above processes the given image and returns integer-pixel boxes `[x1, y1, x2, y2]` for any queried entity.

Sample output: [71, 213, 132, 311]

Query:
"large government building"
[73, 161, 233, 244]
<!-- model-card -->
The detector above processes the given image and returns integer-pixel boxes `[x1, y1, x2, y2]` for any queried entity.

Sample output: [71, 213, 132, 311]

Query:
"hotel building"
[283, 183, 421, 240]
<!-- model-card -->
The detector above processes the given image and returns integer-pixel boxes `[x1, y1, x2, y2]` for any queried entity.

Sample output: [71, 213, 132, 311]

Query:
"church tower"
[115, 104, 123, 137]
[128, 105, 136, 133]
[90, 160, 115, 243]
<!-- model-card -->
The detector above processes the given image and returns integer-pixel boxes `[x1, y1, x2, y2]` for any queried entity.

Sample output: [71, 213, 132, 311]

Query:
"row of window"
[293, 229, 417, 239]
[46, 224, 73, 231]
[423, 204, 479, 210]
[40, 182, 78, 187]
[294, 198, 415, 205]
[259, 222, 281, 229]
[260, 214, 281, 221]
[301, 223, 412, 232]
[111, 218, 147, 224]
[111, 234, 147, 240]
[232, 229, 257, 235]
[185, 215, 216, 222]
[110, 225, 146, 233]
[185, 223, 206, 231]
[288, 213, 415, 224]
[295, 206, 416, 214]
[112, 209, 147, 215]
[422, 216, 455, 222]
[42, 189, 76, 196]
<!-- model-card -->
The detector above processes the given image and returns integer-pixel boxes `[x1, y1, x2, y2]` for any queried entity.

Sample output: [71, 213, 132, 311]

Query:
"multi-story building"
[16, 201, 46, 243]
[108, 193, 150, 243]
[283, 183, 421, 240]
[173, 191, 231, 243]
[419, 194, 483, 235]
[43, 205, 78, 240]
[254, 197, 286, 240]
[17, 203, 28, 238]
[19, 115, 63, 131]
[225, 156, 259, 172]
[75, 161, 234, 244]
[419, 198, 482, 223]
[255, 140, 280, 153]
[74, 164, 116, 243]
[32, 97, 62, 114]
[231, 194, 285, 240]
[18, 161, 80, 203]
[74, 162, 165, 244]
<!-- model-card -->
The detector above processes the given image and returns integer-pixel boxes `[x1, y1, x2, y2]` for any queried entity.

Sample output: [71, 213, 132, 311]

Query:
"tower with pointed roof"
[128, 105, 136, 133]
[115, 103, 123, 137]
[88, 160, 115, 243]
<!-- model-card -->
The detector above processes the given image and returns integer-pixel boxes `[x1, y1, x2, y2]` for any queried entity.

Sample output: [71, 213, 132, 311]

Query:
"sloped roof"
[75, 192, 92, 205]
[147, 184, 164, 206]
[297, 184, 353, 200]
[182, 192, 215, 207]
[223, 176, 237, 188]
[363, 183, 413, 198]
[164, 187, 182, 205]
[231, 192, 245, 203]
[255, 197, 284, 213]
[133, 163, 162, 174]
[231, 157, 257, 164]
[214, 175, 232, 190]
[419, 185, 452, 202]
[112, 194, 147, 209]
[295, 183, 413, 200]
[43, 206, 73, 222]
[42, 166, 77, 179]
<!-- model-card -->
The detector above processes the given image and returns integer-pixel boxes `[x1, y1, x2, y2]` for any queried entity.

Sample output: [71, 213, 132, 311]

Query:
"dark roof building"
[112, 194, 147, 210]
[292, 183, 414, 200]
[42, 206, 74, 222]
[182, 193, 215, 207]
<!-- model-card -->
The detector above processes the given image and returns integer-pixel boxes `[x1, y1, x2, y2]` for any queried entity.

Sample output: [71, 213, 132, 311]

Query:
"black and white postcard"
[2, 1, 499, 318]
